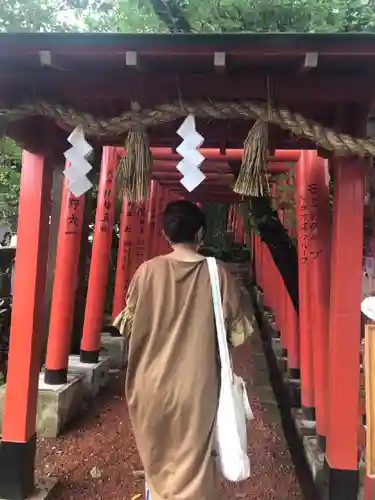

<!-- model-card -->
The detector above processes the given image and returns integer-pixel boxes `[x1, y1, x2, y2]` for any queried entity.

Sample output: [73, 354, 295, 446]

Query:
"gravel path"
[36, 343, 304, 500]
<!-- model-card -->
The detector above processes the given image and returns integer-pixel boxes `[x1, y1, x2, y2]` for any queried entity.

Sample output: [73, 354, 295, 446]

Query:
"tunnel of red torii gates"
[2, 31, 375, 500]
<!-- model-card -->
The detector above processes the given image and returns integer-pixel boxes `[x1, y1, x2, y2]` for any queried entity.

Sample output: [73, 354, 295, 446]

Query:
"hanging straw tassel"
[116, 129, 153, 202]
[233, 120, 270, 197]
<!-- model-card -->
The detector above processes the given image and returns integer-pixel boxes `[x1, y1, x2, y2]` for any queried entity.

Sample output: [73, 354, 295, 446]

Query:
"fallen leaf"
[90, 466, 102, 479]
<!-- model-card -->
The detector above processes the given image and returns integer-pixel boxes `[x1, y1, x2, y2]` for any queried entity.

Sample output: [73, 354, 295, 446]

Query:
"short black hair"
[162, 201, 206, 244]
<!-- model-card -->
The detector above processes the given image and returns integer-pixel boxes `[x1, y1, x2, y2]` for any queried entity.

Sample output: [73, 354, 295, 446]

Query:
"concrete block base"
[36, 373, 84, 437]
[292, 408, 316, 438]
[68, 355, 110, 397]
[303, 435, 324, 486]
[271, 337, 282, 357]
[100, 333, 127, 369]
[0, 374, 84, 438]
[283, 376, 301, 407]
[4, 478, 59, 500]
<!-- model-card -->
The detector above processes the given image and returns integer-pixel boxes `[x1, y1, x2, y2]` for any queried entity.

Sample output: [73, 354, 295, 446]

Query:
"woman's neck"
[169, 243, 204, 262]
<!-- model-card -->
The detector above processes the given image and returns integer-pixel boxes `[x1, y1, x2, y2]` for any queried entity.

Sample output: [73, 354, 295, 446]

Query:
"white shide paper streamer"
[63, 126, 94, 198]
[176, 115, 206, 192]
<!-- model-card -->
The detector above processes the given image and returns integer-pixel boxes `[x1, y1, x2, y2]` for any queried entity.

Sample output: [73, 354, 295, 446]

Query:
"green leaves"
[1, 0, 375, 33]
[0, 139, 21, 231]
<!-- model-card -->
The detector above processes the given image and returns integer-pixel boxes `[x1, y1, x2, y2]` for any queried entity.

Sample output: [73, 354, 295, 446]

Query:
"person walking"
[114, 200, 255, 500]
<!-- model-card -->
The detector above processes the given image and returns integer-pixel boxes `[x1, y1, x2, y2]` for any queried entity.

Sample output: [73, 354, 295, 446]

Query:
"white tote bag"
[207, 257, 254, 482]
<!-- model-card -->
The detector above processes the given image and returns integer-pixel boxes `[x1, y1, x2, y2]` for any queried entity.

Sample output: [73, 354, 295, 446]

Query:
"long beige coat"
[115, 256, 254, 500]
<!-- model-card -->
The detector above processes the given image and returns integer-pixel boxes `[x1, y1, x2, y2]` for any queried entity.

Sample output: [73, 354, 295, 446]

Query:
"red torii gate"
[0, 31, 373, 500]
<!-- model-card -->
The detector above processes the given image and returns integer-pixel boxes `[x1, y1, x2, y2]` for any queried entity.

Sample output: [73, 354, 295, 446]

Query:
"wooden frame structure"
[0, 32, 375, 500]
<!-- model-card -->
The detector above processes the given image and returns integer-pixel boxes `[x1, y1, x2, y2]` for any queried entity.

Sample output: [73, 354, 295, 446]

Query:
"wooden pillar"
[324, 156, 366, 500]
[149, 182, 161, 258]
[43, 167, 64, 351]
[286, 292, 300, 376]
[296, 151, 315, 421]
[146, 181, 157, 260]
[306, 151, 331, 449]
[80, 147, 117, 363]
[134, 203, 147, 268]
[0, 151, 52, 499]
[286, 171, 300, 376]
[44, 179, 85, 384]
[112, 198, 131, 318]
[154, 184, 166, 256]
[160, 188, 172, 254]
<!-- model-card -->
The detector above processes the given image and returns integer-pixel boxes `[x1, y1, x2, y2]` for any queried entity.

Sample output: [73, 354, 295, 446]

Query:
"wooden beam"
[0, 70, 372, 104]
[2, 33, 375, 58]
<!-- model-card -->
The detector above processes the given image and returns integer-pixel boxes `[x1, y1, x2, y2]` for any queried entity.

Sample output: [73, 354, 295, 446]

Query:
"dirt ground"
[36, 343, 304, 500]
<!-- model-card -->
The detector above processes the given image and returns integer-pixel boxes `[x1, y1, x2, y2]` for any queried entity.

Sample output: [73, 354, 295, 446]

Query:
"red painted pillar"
[134, 203, 147, 268]
[0, 152, 52, 499]
[147, 181, 157, 260]
[80, 147, 118, 363]
[277, 208, 288, 354]
[258, 236, 263, 289]
[305, 151, 331, 448]
[296, 151, 315, 421]
[154, 184, 166, 256]
[112, 198, 133, 318]
[286, 292, 300, 375]
[286, 172, 300, 376]
[149, 182, 161, 258]
[233, 212, 239, 242]
[44, 178, 85, 384]
[159, 188, 170, 255]
[324, 156, 365, 499]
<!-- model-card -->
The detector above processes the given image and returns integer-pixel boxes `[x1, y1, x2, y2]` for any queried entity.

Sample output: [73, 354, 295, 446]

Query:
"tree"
[0, 140, 21, 231]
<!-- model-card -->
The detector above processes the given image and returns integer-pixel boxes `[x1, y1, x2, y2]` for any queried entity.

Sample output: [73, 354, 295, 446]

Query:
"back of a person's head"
[162, 201, 206, 244]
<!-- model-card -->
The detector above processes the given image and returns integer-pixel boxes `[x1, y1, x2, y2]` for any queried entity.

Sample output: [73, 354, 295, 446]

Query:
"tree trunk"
[250, 196, 299, 314]
[227, 161, 299, 313]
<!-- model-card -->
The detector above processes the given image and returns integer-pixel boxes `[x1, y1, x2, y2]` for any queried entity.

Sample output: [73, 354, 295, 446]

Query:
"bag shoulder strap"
[207, 257, 233, 379]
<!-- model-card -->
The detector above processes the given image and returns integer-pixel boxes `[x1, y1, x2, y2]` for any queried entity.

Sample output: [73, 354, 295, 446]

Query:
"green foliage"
[1, 0, 375, 34]
[178, 0, 375, 33]
[0, 139, 21, 230]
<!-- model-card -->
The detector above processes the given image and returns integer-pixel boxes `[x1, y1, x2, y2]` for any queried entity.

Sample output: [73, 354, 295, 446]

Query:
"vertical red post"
[149, 182, 161, 258]
[44, 178, 85, 384]
[286, 170, 300, 376]
[80, 147, 118, 363]
[306, 151, 331, 448]
[0, 152, 52, 499]
[295, 151, 315, 420]
[146, 181, 157, 260]
[154, 184, 166, 256]
[257, 236, 263, 289]
[112, 197, 133, 318]
[324, 156, 365, 499]
[286, 293, 300, 376]
[134, 202, 147, 268]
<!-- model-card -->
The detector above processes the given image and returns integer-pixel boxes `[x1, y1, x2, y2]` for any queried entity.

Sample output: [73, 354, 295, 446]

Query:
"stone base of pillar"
[100, 333, 127, 369]
[0, 477, 59, 500]
[283, 375, 301, 407]
[68, 355, 110, 398]
[322, 461, 359, 500]
[271, 337, 283, 357]
[292, 408, 317, 438]
[0, 374, 84, 438]
[254, 287, 264, 312]
[0, 435, 57, 498]
[303, 435, 325, 488]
